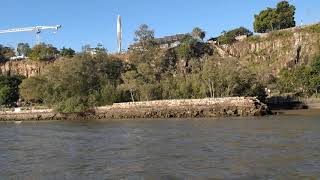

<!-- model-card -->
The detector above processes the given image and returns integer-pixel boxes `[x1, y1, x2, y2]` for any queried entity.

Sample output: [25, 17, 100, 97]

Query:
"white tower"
[117, 15, 122, 53]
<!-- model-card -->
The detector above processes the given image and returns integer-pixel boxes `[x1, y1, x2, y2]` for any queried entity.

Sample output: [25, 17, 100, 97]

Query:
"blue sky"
[0, 0, 319, 53]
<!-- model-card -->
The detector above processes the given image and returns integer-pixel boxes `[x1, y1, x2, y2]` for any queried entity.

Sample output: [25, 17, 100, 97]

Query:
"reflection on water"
[0, 110, 320, 179]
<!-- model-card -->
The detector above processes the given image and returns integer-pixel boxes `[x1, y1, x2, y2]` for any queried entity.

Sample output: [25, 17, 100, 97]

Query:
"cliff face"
[212, 24, 320, 82]
[0, 59, 52, 77]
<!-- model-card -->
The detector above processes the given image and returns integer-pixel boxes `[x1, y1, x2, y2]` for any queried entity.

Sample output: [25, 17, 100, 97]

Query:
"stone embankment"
[0, 97, 270, 121]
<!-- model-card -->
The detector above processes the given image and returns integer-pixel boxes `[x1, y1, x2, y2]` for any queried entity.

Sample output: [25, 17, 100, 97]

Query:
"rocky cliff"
[0, 59, 51, 77]
[212, 24, 320, 82]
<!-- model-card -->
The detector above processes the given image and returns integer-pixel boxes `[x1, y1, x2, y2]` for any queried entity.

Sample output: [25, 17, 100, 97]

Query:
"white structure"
[117, 15, 122, 53]
[0, 25, 62, 44]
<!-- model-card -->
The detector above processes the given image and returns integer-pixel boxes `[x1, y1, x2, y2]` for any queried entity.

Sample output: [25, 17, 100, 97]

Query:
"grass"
[301, 23, 320, 33]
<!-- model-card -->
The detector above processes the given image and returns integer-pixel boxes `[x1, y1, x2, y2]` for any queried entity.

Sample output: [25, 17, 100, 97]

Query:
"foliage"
[17, 43, 31, 57]
[0, 75, 23, 107]
[276, 55, 320, 96]
[60, 47, 75, 58]
[0, 45, 15, 62]
[19, 77, 45, 103]
[176, 36, 213, 60]
[29, 43, 59, 61]
[302, 23, 320, 33]
[134, 24, 155, 48]
[191, 27, 206, 41]
[20, 54, 126, 113]
[217, 27, 253, 44]
[254, 1, 296, 33]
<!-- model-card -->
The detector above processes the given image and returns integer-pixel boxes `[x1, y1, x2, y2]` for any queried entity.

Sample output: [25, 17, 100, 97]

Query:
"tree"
[134, 24, 155, 42]
[0, 75, 23, 107]
[60, 47, 75, 58]
[276, 1, 296, 30]
[20, 55, 123, 112]
[192, 27, 206, 41]
[176, 36, 213, 60]
[119, 70, 141, 102]
[19, 77, 45, 103]
[29, 44, 59, 61]
[217, 27, 253, 44]
[254, 1, 295, 33]
[17, 43, 31, 57]
[134, 24, 155, 47]
[0, 45, 15, 62]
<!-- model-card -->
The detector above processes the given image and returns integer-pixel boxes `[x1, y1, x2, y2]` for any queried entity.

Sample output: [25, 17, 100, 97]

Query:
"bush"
[0, 75, 24, 107]
[20, 55, 124, 113]
[217, 27, 253, 45]
[29, 44, 59, 61]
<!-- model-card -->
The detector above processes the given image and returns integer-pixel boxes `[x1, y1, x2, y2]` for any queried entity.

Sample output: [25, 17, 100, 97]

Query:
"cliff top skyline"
[0, 0, 319, 52]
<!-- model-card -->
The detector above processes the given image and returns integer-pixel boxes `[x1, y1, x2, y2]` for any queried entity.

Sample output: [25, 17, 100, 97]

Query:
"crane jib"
[0, 25, 62, 44]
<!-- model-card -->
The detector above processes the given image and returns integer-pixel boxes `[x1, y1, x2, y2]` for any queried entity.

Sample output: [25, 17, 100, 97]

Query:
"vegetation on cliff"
[15, 25, 268, 113]
[254, 1, 295, 33]
[217, 27, 253, 45]
[0, 75, 23, 107]
[277, 55, 320, 96]
[1, 0, 319, 113]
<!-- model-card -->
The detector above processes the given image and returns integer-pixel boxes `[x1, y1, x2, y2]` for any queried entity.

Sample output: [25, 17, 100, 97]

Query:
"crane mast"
[0, 25, 62, 44]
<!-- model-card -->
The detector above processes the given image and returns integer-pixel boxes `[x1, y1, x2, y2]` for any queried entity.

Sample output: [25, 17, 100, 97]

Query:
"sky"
[0, 0, 319, 53]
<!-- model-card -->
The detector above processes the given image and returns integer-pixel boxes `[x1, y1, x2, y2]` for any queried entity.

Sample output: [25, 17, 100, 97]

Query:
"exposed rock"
[0, 59, 52, 77]
[210, 24, 320, 81]
[0, 97, 270, 121]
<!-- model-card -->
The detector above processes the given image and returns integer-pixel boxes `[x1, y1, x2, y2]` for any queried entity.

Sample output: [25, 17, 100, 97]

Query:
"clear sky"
[0, 0, 319, 53]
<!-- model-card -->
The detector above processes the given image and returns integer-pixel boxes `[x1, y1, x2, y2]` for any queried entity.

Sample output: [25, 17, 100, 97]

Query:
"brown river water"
[0, 109, 320, 179]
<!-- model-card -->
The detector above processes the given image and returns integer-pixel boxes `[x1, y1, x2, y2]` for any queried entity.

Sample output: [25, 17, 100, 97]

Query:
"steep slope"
[211, 24, 320, 82]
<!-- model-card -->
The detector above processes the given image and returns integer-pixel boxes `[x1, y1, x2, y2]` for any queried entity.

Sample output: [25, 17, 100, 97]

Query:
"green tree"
[217, 27, 253, 44]
[17, 43, 31, 57]
[60, 47, 75, 58]
[254, 1, 295, 33]
[19, 77, 45, 103]
[276, 1, 296, 30]
[0, 75, 23, 107]
[134, 24, 155, 42]
[134, 24, 155, 48]
[20, 55, 122, 112]
[29, 44, 59, 61]
[119, 70, 141, 102]
[191, 27, 206, 41]
[0, 45, 15, 62]
[176, 36, 213, 64]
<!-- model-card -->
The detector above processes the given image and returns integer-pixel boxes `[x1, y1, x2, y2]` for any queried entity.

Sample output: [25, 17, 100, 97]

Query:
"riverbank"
[0, 97, 270, 121]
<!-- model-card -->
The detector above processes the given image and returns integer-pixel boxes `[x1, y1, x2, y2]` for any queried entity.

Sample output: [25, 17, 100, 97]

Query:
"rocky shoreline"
[0, 97, 271, 121]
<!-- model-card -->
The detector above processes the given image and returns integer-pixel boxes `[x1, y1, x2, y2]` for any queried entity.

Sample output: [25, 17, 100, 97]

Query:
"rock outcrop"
[0, 59, 51, 77]
[211, 24, 320, 81]
[0, 97, 270, 121]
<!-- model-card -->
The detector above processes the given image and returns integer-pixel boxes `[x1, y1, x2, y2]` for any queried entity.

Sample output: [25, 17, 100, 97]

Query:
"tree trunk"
[130, 89, 135, 102]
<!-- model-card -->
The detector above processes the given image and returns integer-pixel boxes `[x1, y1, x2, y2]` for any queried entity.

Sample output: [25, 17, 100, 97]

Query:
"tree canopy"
[60, 47, 75, 58]
[20, 54, 126, 112]
[0, 45, 15, 62]
[29, 43, 59, 61]
[17, 43, 31, 57]
[192, 27, 206, 41]
[217, 27, 253, 44]
[254, 1, 296, 33]
[0, 75, 23, 107]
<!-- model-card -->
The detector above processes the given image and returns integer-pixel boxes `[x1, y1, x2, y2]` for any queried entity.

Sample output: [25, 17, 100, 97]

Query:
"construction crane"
[0, 25, 62, 44]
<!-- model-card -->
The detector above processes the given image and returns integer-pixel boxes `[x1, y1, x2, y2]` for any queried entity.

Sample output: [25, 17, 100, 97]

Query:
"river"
[0, 110, 320, 179]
